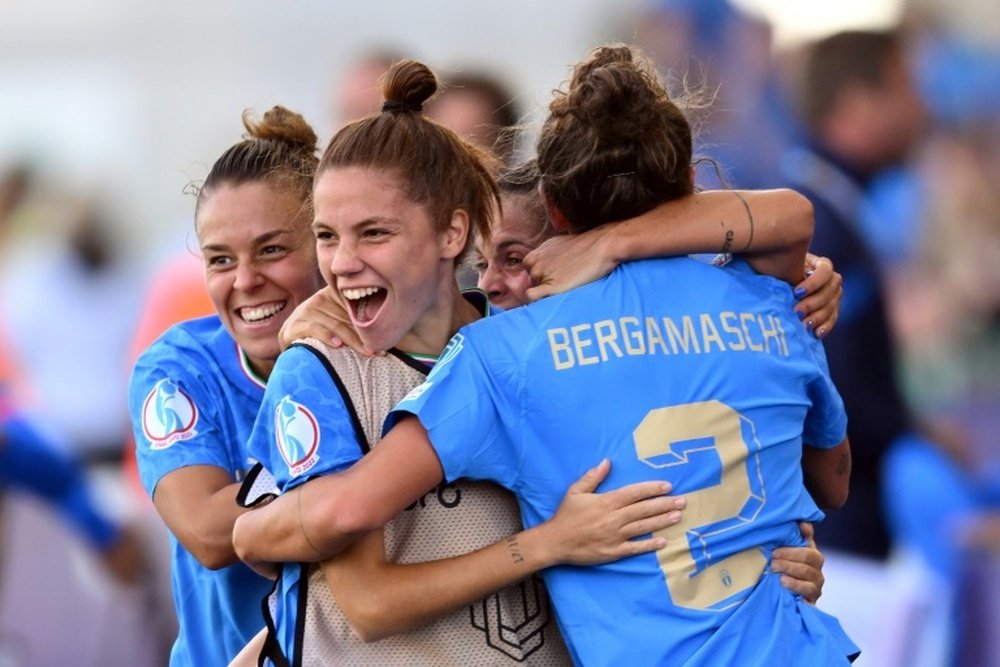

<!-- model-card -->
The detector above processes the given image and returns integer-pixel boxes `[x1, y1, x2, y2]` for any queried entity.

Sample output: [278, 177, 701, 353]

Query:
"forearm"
[233, 473, 385, 566]
[802, 439, 851, 510]
[169, 481, 247, 569]
[324, 524, 557, 642]
[608, 189, 813, 282]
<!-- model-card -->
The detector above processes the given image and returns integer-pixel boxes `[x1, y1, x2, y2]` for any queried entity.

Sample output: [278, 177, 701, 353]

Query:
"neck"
[397, 271, 481, 356]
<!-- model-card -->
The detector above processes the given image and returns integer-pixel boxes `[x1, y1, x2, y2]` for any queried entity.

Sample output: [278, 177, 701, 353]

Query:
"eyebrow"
[494, 239, 531, 254]
[201, 229, 291, 253]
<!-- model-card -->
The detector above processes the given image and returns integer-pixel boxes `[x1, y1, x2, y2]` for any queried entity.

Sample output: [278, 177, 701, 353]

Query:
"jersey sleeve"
[802, 335, 848, 448]
[128, 344, 234, 499]
[388, 331, 522, 489]
[246, 344, 365, 493]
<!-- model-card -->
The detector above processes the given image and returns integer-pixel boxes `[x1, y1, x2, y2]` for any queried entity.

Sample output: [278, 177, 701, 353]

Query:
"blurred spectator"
[331, 50, 407, 129]
[779, 28, 926, 562]
[0, 192, 142, 466]
[427, 69, 522, 166]
[777, 28, 1000, 665]
[634, 0, 801, 189]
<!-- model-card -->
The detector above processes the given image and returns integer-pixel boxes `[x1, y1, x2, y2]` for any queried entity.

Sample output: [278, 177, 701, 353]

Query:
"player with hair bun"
[236, 46, 859, 665]
[127, 106, 325, 667]
[231, 58, 695, 667]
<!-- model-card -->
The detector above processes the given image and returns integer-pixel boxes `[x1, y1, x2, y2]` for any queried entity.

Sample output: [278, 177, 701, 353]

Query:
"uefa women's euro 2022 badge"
[275, 395, 320, 477]
[141, 378, 199, 449]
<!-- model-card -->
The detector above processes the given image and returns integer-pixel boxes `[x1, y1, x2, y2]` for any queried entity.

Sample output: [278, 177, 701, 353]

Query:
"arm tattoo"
[835, 452, 850, 477]
[733, 192, 754, 252]
[720, 228, 735, 254]
[506, 535, 525, 564]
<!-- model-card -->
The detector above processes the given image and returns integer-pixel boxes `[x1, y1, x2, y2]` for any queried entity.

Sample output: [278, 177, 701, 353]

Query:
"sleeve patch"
[141, 378, 199, 449]
[275, 396, 321, 477]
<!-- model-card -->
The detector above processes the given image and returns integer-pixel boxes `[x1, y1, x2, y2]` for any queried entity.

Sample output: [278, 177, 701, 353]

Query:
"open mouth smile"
[341, 286, 387, 325]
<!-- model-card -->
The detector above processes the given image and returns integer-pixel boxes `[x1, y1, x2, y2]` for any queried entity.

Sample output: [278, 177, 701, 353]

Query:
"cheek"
[202, 273, 229, 313]
[506, 272, 534, 306]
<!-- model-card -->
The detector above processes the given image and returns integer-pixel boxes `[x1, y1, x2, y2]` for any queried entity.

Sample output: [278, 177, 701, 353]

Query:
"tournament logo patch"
[141, 379, 198, 449]
[275, 396, 320, 477]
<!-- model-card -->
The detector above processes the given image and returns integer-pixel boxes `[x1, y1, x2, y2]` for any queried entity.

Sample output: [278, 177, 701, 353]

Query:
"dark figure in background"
[778, 30, 926, 559]
[428, 71, 521, 166]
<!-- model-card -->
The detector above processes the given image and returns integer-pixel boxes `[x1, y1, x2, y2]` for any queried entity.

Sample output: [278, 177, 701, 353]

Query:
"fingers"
[797, 520, 815, 544]
[613, 535, 668, 557]
[567, 458, 612, 495]
[772, 544, 823, 569]
[605, 479, 675, 508]
[772, 556, 824, 604]
[617, 507, 684, 539]
[776, 573, 821, 604]
[794, 261, 842, 338]
[524, 284, 552, 303]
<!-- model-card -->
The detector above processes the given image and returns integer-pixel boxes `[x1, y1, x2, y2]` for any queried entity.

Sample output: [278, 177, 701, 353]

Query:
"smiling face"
[312, 166, 467, 354]
[474, 192, 551, 309]
[196, 181, 321, 377]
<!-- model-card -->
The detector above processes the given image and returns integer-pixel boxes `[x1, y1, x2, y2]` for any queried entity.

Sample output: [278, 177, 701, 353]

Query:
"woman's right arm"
[321, 459, 683, 641]
[525, 189, 814, 297]
[153, 465, 247, 570]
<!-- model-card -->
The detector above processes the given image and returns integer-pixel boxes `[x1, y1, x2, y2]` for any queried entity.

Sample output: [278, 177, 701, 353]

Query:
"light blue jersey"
[242, 291, 571, 666]
[128, 316, 272, 667]
[392, 257, 858, 666]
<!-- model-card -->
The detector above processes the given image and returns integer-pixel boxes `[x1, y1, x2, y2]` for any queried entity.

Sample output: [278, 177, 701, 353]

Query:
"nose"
[232, 261, 264, 292]
[477, 262, 505, 300]
[329, 239, 363, 277]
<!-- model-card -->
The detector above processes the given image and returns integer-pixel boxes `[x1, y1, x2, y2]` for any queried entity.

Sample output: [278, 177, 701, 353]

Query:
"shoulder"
[129, 316, 229, 398]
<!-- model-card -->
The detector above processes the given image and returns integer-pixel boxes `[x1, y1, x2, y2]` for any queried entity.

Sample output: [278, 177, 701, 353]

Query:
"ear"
[541, 189, 571, 233]
[440, 209, 470, 260]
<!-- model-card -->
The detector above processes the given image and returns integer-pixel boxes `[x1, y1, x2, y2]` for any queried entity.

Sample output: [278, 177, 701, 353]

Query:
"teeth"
[341, 287, 381, 301]
[241, 303, 284, 323]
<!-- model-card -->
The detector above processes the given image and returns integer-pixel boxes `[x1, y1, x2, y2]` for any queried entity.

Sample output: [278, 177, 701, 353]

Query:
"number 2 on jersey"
[633, 400, 766, 611]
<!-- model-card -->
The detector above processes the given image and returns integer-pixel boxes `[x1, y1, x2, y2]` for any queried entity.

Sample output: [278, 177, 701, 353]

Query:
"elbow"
[819, 484, 849, 511]
[782, 189, 814, 248]
[185, 531, 238, 570]
[302, 486, 384, 558]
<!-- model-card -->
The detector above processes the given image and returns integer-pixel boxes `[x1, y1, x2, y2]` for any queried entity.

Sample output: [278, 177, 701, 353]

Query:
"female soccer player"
[127, 107, 326, 667]
[235, 46, 859, 665]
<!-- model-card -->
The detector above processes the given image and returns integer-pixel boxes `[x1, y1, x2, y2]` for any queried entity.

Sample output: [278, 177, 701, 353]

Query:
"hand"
[771, 521, 825, 604]
[278, 286, 376, 355]
[538, 459, 685, 566]
[793, 254, 842, 339]
[523, 226, 617, 302]
[99, 523, 147, 586]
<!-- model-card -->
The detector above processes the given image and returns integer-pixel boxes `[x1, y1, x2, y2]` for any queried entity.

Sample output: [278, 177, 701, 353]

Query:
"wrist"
[514, 523, 561, 572]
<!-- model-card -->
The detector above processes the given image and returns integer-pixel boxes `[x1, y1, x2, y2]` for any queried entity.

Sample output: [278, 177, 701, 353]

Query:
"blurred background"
[1, 0, 998, 665]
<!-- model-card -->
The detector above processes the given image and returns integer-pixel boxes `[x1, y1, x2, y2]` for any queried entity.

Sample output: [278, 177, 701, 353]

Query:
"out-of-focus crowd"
[1, 0, 999, 665]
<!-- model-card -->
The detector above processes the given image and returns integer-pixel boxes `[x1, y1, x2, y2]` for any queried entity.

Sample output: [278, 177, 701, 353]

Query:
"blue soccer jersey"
[392, 257, 858, 666]
[128, 316, 273, 667]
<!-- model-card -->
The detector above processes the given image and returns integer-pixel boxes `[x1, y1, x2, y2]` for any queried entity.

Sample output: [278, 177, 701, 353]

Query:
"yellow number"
[633, 400, 766, 611]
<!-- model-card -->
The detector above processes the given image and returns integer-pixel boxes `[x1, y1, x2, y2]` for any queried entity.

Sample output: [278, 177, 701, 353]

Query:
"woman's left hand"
[771, 521, 825, 604]
[793, 254, 842, 339]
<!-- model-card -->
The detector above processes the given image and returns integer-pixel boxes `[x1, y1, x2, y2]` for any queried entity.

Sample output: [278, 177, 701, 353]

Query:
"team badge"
[275, 396, 320, 477]
[141, 379, 198, 449]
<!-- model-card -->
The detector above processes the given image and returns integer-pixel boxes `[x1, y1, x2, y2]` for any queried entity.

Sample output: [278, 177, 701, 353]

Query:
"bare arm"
[524, 189, 814, 301]
[153, 465, 247, 570]
[322, 459, 683, 641]
[802, 438, 851, 510]
[233, 415, 446, 567]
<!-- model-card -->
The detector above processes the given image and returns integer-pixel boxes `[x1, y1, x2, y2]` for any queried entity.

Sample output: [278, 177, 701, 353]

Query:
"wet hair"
[195, 106, 320, 219]
[797, 30, 902, 134]
[496, 159, 552, 244]
[536, 44, 694, 234]
[318, 59, 500, 261]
